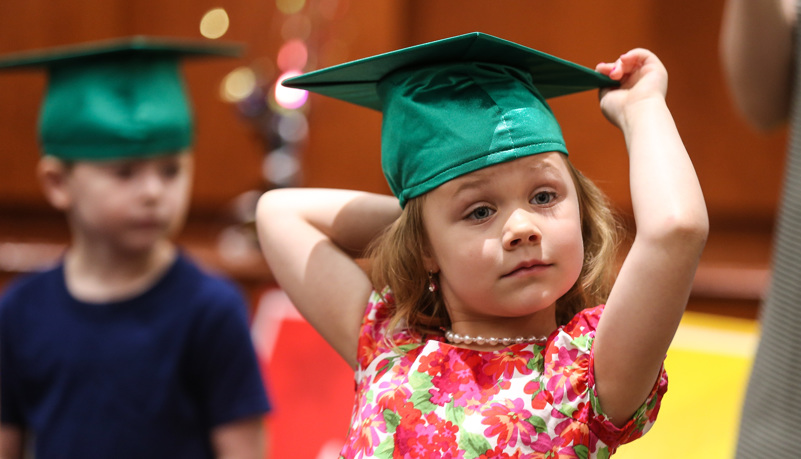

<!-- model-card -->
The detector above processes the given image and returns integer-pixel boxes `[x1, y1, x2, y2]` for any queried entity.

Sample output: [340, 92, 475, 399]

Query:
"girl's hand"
[595, 49, 669, 130]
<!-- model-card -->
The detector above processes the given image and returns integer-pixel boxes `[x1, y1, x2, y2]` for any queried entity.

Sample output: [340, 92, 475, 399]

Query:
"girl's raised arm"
[256, 188, 401, 368]
[592, 50, 709, 425]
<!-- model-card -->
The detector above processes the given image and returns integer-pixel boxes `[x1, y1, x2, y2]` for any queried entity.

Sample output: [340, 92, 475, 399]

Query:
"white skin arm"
[0, 425, 23, 459]
[592, 50, 709, 426]
[211, 416, 266, 459]
[256, 188, 401, 368]
[720, 0, 797, 129]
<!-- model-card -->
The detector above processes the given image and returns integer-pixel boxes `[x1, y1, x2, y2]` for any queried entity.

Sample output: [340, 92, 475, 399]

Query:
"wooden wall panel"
[0, 0, 782, 311]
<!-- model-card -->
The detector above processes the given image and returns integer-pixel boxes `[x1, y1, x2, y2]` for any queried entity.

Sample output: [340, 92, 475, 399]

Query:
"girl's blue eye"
[468, 206, 494, 220]
[532, 191, 556, 205]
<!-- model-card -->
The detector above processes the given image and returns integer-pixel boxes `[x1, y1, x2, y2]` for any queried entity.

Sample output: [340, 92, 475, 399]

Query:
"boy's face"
[48, 152, 194, 254]
[421, 152, 584, 334]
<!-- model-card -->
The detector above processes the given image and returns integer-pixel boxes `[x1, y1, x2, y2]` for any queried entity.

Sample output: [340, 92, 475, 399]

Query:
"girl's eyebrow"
[451, 160, 561, 197]
[452, 176, 491, 197]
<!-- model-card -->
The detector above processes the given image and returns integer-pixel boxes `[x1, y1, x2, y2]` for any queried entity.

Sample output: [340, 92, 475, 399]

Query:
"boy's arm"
[0, 424, 23, 459]
[211, 416, 265, 459]
[720, 0, 796, 129]
[256, 188, 401, 368]
[592, 50, 709, 426]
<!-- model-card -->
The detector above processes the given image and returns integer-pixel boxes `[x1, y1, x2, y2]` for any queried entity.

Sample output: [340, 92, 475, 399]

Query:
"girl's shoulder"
[356, 288, 425, 367]
[561, 304, 605, 338]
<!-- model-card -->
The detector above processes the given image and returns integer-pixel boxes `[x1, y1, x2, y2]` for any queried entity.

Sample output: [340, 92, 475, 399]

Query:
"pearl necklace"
[444, 330, 548, 346]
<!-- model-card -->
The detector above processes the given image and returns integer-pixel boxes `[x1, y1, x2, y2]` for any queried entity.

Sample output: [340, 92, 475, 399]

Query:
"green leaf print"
[409, 370, 434, 390]
[571, 335, 592, 352]
[410, 388, 437, 414]
[458, 432, 492, 459]
[559, 403, 577, 418]
[374, 436, 395, 459]
[383, 409, 401, 434]
[446, 399, 466, 425]
[396, 343, 422, 354]
[526, 415, 548, 433]
[527, 352, 544, 372]
[574, 444, 589, 459]
[597, 446, 611, 459]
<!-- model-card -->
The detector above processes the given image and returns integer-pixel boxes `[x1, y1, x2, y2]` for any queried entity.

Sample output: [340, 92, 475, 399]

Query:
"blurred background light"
[199, 8, 230, 39]
[277, 112, 308, 143]
[220, 66, 257, 103]
[274, 70, 308, 110]
[276, 0, 305, 15]
[277, 39, 308, 71]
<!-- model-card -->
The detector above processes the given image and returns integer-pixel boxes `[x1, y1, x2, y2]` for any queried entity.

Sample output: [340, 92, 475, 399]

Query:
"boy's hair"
[367, 156, 621, 339]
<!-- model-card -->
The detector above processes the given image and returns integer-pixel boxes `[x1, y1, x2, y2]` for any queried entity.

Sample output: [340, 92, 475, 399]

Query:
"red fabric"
[258, 310, 354, 458]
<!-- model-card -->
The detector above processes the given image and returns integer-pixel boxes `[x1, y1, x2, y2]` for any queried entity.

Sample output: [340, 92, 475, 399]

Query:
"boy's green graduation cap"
[283, 32, 617, 207]
[0, 36, 241, 161]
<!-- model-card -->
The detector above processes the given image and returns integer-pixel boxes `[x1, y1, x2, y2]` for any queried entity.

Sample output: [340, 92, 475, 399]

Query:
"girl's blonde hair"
[367, 157, 621, 338]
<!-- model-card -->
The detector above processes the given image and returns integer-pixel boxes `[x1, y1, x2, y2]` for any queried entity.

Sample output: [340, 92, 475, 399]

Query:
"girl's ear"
[37, 156, 72, 211]
[422, 249, 439, 274]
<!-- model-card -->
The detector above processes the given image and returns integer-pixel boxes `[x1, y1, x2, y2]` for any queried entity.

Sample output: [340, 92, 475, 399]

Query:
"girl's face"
[422, 152, 583, 335]
[59, 152, 193, 254]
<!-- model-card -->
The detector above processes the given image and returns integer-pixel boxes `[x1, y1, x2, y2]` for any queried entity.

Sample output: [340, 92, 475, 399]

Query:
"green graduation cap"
[283, 32, 617, 207]
[0, 36, 241, 161]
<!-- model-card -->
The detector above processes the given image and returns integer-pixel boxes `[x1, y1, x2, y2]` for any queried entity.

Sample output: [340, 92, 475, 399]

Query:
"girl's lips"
[503, 261, 551, 277]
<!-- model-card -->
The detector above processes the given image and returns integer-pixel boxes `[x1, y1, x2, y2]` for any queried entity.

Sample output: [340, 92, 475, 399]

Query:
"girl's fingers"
[595, 61, 617, 78]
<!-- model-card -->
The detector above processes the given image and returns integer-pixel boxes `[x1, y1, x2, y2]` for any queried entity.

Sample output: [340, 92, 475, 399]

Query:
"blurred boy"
[0, 38, 271, 458]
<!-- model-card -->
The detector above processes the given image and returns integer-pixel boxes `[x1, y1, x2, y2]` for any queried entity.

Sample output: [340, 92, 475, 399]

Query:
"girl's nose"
[502, 209, 541, 250]
[140, 171, 166, 200]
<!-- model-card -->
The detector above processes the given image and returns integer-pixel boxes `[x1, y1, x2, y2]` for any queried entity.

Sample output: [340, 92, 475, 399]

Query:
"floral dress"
[339, 290, 667, 459]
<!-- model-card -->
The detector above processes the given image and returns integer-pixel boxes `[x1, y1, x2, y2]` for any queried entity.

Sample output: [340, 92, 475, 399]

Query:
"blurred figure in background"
[0, 38, 271, 459]
[720, 0, 801, 456]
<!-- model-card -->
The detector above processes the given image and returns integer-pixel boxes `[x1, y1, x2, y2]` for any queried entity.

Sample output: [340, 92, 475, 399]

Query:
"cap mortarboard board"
[283, 32, 617, 207]
[0, 36, 242, 161]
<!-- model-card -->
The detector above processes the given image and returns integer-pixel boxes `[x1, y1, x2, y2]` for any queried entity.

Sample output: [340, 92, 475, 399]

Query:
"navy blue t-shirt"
[0, 253, 271, 458]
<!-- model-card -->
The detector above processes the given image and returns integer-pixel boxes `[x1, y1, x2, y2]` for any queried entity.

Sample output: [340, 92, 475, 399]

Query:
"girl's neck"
[63, 239, 177, 304]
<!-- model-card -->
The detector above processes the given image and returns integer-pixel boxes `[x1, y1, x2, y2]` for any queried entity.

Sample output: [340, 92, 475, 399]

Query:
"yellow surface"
[615, 312, 758, 458]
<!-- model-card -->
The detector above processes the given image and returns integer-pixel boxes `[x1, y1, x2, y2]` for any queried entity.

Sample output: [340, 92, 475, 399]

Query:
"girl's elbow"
[644, 211, 709, 250]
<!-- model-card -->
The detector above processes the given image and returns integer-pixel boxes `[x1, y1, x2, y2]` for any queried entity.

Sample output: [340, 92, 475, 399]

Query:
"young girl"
[257, 33, 707, 458]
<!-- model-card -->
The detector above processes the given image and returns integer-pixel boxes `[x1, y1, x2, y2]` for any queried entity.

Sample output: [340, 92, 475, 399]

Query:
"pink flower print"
[546, 346, 580, 376]
[428, 350, 494, 408]
[545, 353, 589, 405]
[351, 403, 387, 457]
[530, 433, 566, 456]
[482, 398, 537, 449]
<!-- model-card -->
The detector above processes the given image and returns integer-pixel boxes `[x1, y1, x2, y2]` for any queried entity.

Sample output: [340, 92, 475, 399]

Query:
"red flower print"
[482, 398, 537, 449]
[478, 446, 523, 459]
[393, 405, 463, 459]
[555, 419, 596, 451]
[524, 380, 553, 411]
[357, 326, 380, 369]
[485, 350, 535, 380]
[377, 379, 413, 412]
